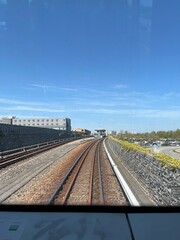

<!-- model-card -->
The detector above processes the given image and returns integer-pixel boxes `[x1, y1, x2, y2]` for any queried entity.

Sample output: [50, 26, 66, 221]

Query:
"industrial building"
[0, 117, 71, 132]
[74, 128, 91, 135]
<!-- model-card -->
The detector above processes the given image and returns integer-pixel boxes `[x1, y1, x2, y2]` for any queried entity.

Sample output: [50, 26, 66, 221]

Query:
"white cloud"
[114, 84, 128, 89]
[1, 102, 180, 120]
[82, 108, 180, 118]
[60, 87, 77, 91]
[0, 106, 66, 113]
[0, 98, 43, 106]
[1, 88, 180, 122]
[31, 84, 57, 89]
[29, 84, 77, 92]
[82, 88, 118, 97]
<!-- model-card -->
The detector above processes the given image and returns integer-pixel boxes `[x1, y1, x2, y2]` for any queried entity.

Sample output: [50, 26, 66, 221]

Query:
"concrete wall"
[0, 124, 71, 151]
[107, 138, 180, 206]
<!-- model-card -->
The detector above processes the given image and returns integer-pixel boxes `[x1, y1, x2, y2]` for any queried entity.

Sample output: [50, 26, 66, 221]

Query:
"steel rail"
[0, 140, 60, 157]
[0, 137, 81, 158]
[87, 140, 104, 205]
[48, 140, 97, 205]
[97, 140, 105, 205]
[87, 143, 97, 205]
[0, 139, 76, 168]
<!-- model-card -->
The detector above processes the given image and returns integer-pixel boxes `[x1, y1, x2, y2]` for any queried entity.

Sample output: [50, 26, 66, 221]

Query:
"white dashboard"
[0, 206, 179, 240]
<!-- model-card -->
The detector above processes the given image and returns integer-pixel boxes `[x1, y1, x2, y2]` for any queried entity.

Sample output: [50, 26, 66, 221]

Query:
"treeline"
[115, 129, 180, 141]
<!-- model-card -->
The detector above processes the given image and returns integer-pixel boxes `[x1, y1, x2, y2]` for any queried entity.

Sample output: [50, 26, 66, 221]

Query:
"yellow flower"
[109, 136, 180, 170]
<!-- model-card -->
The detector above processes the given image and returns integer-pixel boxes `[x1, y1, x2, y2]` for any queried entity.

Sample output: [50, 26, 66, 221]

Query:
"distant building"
[0, 116, 15, 125]
[95, 129, 106, 137]
[74, 128, 91, 135]
[0, 116, 71, 132]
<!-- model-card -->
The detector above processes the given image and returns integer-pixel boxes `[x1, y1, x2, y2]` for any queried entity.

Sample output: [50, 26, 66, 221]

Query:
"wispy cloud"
[31, 84, 57, 90]
[1, 87, 180, 124]
[29, 84, 77, 92]
[71, 108, 180, 118]
[114, 90, 180, 107]
[60, 87, 77, 91]
[72, 98, 116, 107]
[81, 88, 118, 97]
[0, 106, 66, 113]
[1, 105, 180, 119]
[114, 84, 128, 89]
[0, 98, 43, 106]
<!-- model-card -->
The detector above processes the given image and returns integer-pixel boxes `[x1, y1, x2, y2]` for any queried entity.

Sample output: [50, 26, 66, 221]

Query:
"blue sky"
[0, 0, 180, 133]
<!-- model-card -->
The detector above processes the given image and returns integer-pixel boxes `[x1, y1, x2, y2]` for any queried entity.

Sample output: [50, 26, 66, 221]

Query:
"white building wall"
[11, 118, 70, 131]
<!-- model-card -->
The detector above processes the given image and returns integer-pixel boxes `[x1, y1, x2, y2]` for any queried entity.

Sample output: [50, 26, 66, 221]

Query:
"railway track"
[0, 138, 79, 168]
[1, 138, 135, 206]
[48, 139, 127, 206]
[0, 139, 87, 204]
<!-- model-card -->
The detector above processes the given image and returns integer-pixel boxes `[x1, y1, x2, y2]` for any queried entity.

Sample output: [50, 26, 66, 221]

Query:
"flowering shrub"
[110, 136, 180, 169]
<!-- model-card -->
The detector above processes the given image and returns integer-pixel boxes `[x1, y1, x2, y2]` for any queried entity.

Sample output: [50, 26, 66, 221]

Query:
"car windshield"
[0, 0, 179, 207]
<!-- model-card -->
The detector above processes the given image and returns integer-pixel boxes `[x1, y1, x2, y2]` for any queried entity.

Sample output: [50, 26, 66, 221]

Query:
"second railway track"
[0, 138, 79, 168]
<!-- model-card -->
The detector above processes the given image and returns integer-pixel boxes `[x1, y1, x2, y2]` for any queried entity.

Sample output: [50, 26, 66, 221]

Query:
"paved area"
[154, 146, 180, 160]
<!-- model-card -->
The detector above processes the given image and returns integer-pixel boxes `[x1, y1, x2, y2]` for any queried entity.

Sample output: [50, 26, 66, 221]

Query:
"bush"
[109, 136, 180, 170]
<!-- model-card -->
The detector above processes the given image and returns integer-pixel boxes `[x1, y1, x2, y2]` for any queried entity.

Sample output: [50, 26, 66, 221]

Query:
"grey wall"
[0, 124, 71, 151]
[107, 138, 180, 206]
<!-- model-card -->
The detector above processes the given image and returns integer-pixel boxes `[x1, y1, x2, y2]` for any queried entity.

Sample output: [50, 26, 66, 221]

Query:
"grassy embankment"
[110, 136, 180, 170]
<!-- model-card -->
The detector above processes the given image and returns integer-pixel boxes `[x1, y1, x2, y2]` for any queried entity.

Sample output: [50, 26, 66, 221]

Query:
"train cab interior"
[0, 0, 180, 239]
[0, 205, 179, 240]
